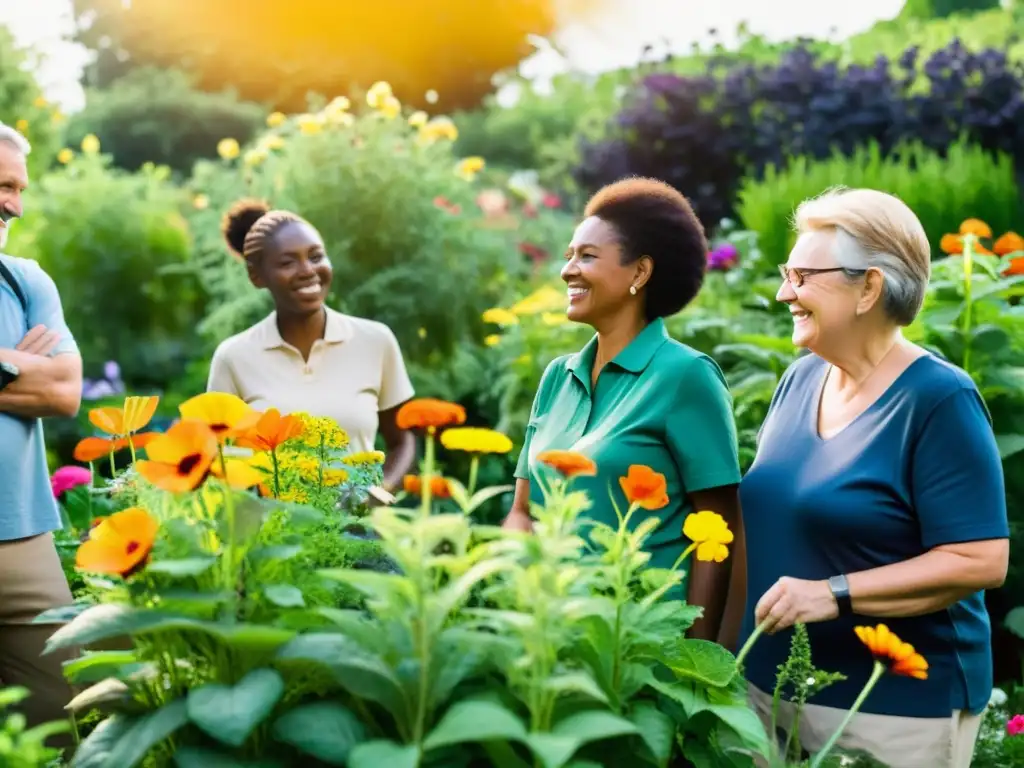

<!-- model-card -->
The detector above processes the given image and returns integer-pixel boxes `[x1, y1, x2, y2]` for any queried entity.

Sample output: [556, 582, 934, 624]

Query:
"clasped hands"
[754, 576, 840, 634]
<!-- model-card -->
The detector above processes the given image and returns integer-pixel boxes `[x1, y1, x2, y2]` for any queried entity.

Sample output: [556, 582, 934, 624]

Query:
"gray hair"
[794, 187, 931, 326]
[0, 123, 31, 156]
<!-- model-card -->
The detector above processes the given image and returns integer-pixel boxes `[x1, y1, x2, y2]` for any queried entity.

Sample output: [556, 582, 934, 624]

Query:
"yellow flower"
[193, 194, 210, 210]
[51, 111, 65, 124]
[296, 113, 325, 135]
[57, 148, 73, 164]
[441, 427, 513, 455]
[217, 138, 240, 160]
[325, 96, 351, 115]
[482, 307, 519, 326]
[244, 148, 268, 167]
[408, 110, 428, 128]
[541, 312, 567, 326]
[266, 111, 286, 128]
[418, 116, 458, 143]
[855, 624, 929, 679]
[261, 135, 285, 151]
[81, 134, 101, 154]
[280, 487, 310, 504]
[366, 81, 393, 109]
[682, 510, 734, 562]
[14, 119, 28, 133]
[379, 95, 402, 120]
[455, 156, 485, 180]
[484, 334, 501, 347]
[296, 413, 349, 450]
[510, 285, 564, 315]
[33, 96, 47, 108]
[323, 468, 349, 487]
[341, 450, 386, 467]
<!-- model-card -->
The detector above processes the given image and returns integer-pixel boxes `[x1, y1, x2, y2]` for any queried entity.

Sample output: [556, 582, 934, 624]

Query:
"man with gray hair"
[0, 122, 81, 736]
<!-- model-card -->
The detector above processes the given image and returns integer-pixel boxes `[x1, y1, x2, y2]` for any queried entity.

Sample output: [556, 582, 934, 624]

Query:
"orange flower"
[537, 450, 596, 478]
[76, 507, 158, 576]
[395, 398, 466, 432]
[234, 408, 305, 452]
[1004, 257, 1024, 276]
[854, 624, 929, 680]
[939, 234, 962, 255]
[619, 464, 669, 510]
[74, 395, 161, 461]
[136, 420, 219, 493]
[403, 474, 452, 499]
[993, 231, 1024, 257]
[959, 218, 992, 239]
[178, 392, 260, 443]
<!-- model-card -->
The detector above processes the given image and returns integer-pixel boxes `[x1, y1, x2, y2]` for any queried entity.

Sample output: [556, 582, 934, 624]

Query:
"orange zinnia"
[619, 464, 669, 510]
[76, 507, 158, 577]
[74, 395, 161, 462]
[1004, 257, 1024, 276]
[537, 450, 597, 478]
[854, 624, 929, 680]
[939, 233, 962, 255]
[959, 218, 992, 239]
[403, 474, 452, 499]
[234, 408, 305, 452]
[178, 392, 260, 443]
[993, 231, 1024, 257]
[136, 420, 219, 493]
[396, 398, 466, 432]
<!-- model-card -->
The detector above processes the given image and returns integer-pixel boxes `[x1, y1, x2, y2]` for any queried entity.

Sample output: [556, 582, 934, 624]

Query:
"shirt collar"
[566, 318, 669, 384]
[256, 307, 353, 350]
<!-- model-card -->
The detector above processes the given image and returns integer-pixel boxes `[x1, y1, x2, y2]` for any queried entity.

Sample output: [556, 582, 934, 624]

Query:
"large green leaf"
[187, 668, 285, 747]
[146, 557, 217, 577]
[700, 704, 770, 757]
[63, 650, 139, 685]
[263, 584, 306, 608]
[33, 601, 91, 624]
[629, 701, 675, 767]
[318, 568, 415, 604]
[659, 638, 737, 688]
[100, 699, 190, 768]
[45, 604, 295, 653]
[347, 739, 420, 768]
[272, 702, 366, 765]
[542, 672, 609, 704]
[432, 558, 514, 630]
[71, 715, 134, 768]
[173, 746, 285, 768]
[275, 633, 405, 715]
[528, 710, 641, 768]
[996, 434, 1024, 460]
[423, 698, 527, 751]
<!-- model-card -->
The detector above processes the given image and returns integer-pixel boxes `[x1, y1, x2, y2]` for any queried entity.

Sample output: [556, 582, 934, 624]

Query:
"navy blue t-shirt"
[738, 352, 1009, 718]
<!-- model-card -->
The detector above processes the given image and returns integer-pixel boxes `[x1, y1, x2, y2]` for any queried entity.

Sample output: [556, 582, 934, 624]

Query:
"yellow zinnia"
[441, 427, 513, 455]
[217, 138, 240, 160]
[682, 510, 734, 562]
[81, 134, 101, 154]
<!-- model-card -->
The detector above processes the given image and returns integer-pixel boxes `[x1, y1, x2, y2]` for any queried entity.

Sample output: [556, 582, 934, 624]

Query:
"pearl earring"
[629, 285, 637, 295]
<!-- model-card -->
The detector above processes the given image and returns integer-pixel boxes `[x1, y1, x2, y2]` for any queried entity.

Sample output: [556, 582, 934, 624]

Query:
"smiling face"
[777, 230, 869, 350]
[249, 220, 333, 316]
[561, 216, 649, 328]
[0, 142, 28, 248]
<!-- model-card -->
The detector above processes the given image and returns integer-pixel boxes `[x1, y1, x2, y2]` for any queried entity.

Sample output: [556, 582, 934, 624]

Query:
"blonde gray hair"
[0, 123, 31, 156]
[793, 187, 930, 326]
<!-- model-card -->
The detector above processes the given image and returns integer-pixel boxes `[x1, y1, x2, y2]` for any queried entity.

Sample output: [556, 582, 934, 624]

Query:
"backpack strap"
[0, 257, 27, 314]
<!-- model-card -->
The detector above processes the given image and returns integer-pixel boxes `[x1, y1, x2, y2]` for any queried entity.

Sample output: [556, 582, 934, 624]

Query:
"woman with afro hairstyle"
[208, 199, 416, 494]
[503, 177, 745, 644]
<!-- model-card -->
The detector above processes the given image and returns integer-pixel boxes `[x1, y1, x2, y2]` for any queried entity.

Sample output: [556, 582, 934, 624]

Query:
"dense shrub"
[736, 139, 1021, 264]
[63, 67, 267, 175]
[573, 39, 1024, 234]
[0, 26, 61, 178]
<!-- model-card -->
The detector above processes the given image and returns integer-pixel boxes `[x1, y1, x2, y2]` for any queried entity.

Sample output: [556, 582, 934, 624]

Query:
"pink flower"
[1008, 714, 1024, 736]
[51, 465, 91, 498]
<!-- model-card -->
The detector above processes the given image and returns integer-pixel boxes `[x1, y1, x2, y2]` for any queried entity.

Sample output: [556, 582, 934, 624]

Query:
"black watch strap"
[828, 574, 853, 617]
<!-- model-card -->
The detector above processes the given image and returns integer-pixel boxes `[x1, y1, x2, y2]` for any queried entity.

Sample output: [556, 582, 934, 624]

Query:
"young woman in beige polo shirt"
[207, 199, 416, 493]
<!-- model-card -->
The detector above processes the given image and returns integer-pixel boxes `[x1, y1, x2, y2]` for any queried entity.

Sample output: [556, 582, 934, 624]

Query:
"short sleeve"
[666, 356, 742, 493]
[378, 326, 414, 411]
[911, 387, 1009, 549]
[514, 358, 561, 481]
[23, 261, 77, 356]
[207, 345, 240, 395]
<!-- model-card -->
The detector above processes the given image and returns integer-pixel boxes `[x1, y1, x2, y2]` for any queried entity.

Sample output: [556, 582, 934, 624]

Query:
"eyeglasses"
[777, 265, 867, 288]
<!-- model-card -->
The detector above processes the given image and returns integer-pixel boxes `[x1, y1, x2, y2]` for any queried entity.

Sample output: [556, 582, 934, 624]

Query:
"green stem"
[467, 455, 479, 498]
[271, 448, 281, 499]
[318, 434, 325, 492]
[734, 619, 766, 668]
[127, 435, 137, 464]
[420, 430, 435, 519]
[217, 447, 238, 621]
[963, 237, 975, 374]
[108, 450, 116, 479]
[670, 542, 697, 573]
[808, 661, 885, 768]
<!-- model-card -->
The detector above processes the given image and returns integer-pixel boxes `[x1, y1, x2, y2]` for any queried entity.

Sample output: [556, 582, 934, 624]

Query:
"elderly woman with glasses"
[737, 188, 1009, 767]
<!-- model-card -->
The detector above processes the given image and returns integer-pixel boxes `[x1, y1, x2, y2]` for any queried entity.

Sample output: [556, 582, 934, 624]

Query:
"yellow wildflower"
[261, 135, 285, 151]
[455, 156, 485, 181]
[441, 427, 513, 455]
[33, 96, 47, 108]
[366, 81, 393, 109]
[510, 285, 564, 315]
[541, 312, 567, 326]
[266, 111, 286, 128]
[81, 134, 101, 154]
[57, 148, 73, 164]
[341, 450, 386, 467]
[217, 138, 240, 160]
[244, 148, 268, 167]
[280, 487, 310, 504]
[323, 468, 349, 487]
[484, 334, 501, 347]
[14, 119, 28, 133]
[482, 307, 518, 326]
[296, 114, 324, 135]
[408, 110, 428, 128]
[418, 116, 458, 143]
[193, 194, 210, 210]
[297, 414, 349, 451]
[682, 510, 734, 562]
[379, 95, 402, 120]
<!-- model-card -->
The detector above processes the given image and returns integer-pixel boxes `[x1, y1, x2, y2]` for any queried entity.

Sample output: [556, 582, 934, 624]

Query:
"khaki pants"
[749, 683, 982, 768]
[0, 533, 76, 743]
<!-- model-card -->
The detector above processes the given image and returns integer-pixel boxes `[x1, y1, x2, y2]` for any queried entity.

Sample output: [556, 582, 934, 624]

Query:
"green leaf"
[174, 746, 285, 768]
[71, 714, 134, 768]
[187, 668, 285, 747]
[318, 568, 414, 604]
[1005, 607, 1024, 640]
[467, 484, 515, 512]
[542, 672, 609, 704]
[996, 434, 1024, 460]
[146, 557, 217, 577]
[702, 704, 770, 756]
[432, 557, 513, 630]
[347, 739, 420, 768]
[272, 701, 366, 765]
[263, 584, 306, 608]
[526, 733, 580, 768]
[103, 699, 189, 768]
[33, 601, 90, 624]
[0, 686, 29, 709]
[249, 544, 303, 563]
[629, 701, 675, 767]
[62, 650, 139, 685]
[423, 698, 527, 750]
[659, 638, 737, 688]
[552, 710, 639, 742]
[67, 678, 132, 714]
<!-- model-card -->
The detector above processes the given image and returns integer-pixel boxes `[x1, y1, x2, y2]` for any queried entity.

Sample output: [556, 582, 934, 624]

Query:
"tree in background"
[64, 67, 266, 175]
[70, 0, 609, 112]
[900, 0, 1000, 19]
[0, 26, 61, 177]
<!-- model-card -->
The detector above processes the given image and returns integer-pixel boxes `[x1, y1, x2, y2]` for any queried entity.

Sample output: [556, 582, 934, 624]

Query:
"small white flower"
[806, 677, 815, 686]
[989, 687, 1008, 707]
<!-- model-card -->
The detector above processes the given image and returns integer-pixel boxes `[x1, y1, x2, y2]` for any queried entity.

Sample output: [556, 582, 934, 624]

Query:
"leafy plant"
[0, 687, 70, 768]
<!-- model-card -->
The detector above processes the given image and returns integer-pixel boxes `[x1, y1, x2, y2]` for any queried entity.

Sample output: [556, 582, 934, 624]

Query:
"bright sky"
[0, 0, 905, 112]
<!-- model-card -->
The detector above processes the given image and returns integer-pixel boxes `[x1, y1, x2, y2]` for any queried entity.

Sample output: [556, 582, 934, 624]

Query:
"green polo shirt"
[514, 318, 742, 573]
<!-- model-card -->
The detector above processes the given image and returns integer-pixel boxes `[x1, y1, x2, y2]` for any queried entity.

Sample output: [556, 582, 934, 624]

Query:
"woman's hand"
[502, 508, 534, 532]
[754, 576, 838, 634]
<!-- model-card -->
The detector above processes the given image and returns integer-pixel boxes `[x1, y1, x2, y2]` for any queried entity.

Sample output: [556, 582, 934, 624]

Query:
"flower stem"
[962, 238, 975, 375]
[734, 619, 766, 668]
[127, 435, 137, 464]
[108, 450, 116, 479]
[271, 449, 281, 499]
[467, 455, 479, 498]
[420, 430, 435, 519]
[217, 447, 238, 620]
[808, 661, 885, 768]
[670, 542, 697, 573]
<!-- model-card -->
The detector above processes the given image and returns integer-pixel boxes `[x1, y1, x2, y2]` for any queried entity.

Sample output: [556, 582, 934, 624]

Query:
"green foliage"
[0, 686, 70, 767]
[10, 151, 203, 387]
[899, 0, 1000, 20]
[0, 26, 61, 179]
[63, 67, 268, 175]
[735, 139, 1022, 266]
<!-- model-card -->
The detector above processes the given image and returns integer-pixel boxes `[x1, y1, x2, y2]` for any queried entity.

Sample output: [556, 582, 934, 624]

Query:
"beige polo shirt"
[207, 309, 415, 453]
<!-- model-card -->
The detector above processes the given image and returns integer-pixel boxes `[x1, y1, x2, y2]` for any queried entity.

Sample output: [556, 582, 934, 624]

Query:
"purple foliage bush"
[573, 40, 1024, 232]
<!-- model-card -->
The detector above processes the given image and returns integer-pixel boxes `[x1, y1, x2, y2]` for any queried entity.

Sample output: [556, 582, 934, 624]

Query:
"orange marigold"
[939, 234, 963, 255]
[959, 218, 992, 239]
[395, 398, 466, 432]
[537, 450, 596, 478]
[854, 624, 929, 680]
[402, 474, 452, 499]
[1005, 257, 1024, 276]
[993, 231, 1024, 257]
[619, 464, 669, 510]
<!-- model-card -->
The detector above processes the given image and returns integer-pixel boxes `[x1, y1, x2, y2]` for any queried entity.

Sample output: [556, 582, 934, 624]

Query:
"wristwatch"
[828, 574, 853, 617]
[0, 361, 19, 392]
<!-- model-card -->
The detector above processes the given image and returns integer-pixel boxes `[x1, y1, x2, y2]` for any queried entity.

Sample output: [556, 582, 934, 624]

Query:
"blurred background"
[1, 0, 1023, 717]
